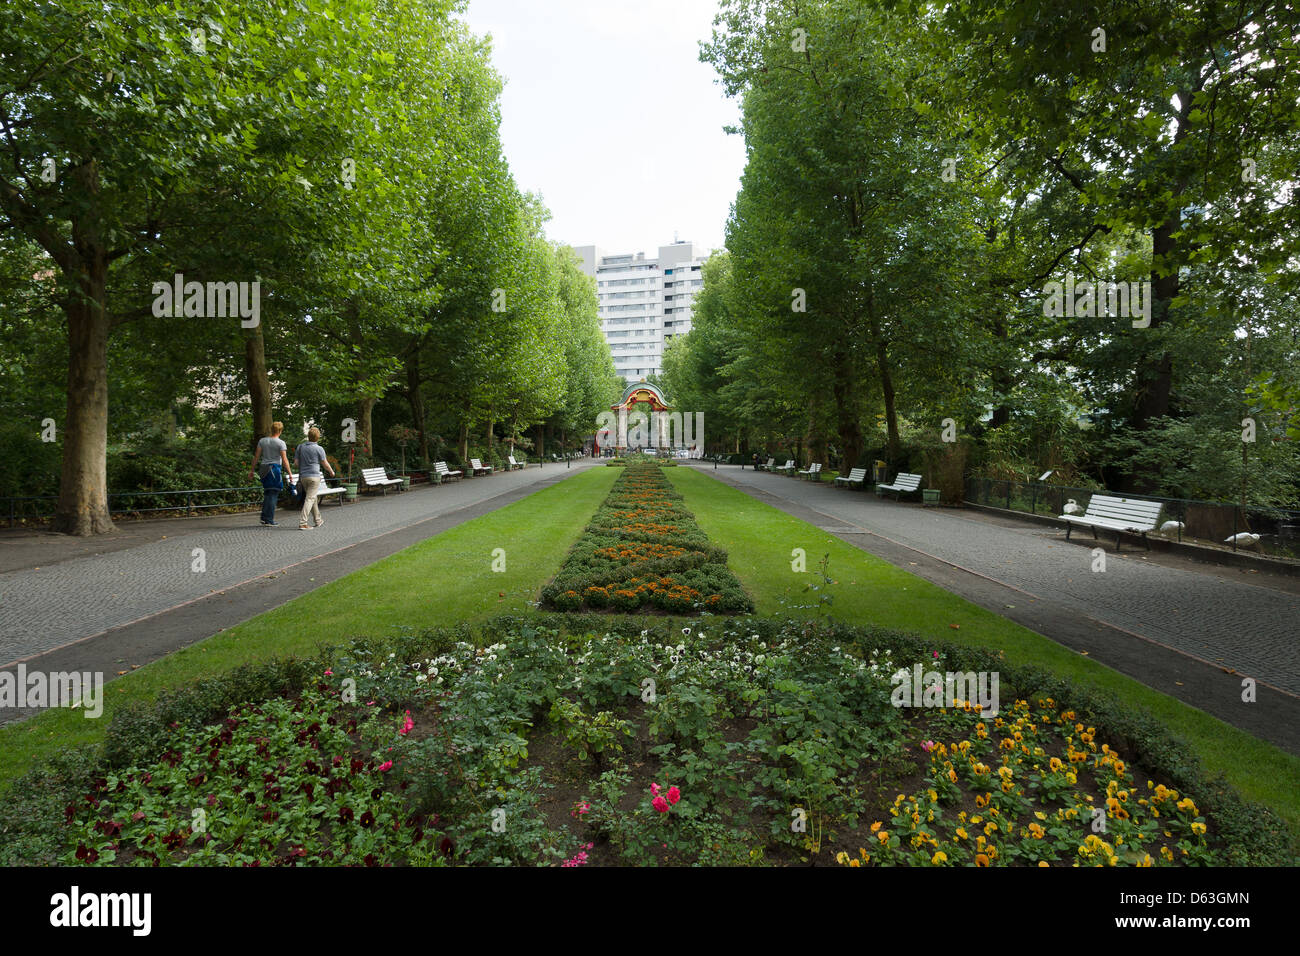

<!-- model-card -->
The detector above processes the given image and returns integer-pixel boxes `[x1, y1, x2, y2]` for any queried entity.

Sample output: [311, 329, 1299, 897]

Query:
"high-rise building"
[570, 241, 708, 382]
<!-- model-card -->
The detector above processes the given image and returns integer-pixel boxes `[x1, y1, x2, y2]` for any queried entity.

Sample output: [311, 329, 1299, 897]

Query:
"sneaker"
[314, 519, 325, 528]
[299, 524, 311, 530]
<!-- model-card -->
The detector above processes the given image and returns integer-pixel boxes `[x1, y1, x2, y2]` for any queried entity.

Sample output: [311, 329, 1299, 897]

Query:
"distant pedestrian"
[294, 427, 336, 530]
[248, 421, 294, 526]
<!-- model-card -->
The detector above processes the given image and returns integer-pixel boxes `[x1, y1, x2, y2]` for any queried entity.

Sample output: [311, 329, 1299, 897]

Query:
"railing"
[964, 476, 1300, 561]
[3, 486, 265, 529]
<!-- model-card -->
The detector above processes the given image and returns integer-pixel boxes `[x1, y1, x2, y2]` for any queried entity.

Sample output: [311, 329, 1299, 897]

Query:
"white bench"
[470, 457, 493, 476]
[756, 457, 775, 471]
[360, 466, 403, 495]
[290, 476, 347, 506]
[505, 454, 524, 470]
[798, 462, 823, 481]
[777, 459, 796, 475]
[434, 461, 462, 482]
[835, 467, 867, 489]
[876, 472, 922, 499]
[1059, 494, 1163, 552]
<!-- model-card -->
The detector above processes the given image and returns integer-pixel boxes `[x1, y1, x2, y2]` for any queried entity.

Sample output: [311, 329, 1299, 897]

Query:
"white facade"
[570, 241, 708, 382]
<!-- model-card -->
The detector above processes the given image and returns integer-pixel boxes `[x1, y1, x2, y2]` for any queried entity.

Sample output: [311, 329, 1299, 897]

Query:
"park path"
[0, 461, 601, 669]
[696, 464, 1300, 753]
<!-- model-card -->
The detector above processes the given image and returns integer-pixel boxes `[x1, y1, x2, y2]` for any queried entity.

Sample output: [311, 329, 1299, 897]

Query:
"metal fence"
[965, 476, 1300, 561]
[3, 486, 265, 529]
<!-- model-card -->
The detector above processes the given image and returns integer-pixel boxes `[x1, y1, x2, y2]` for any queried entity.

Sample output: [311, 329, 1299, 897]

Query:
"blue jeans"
[261, 488, 279, 524]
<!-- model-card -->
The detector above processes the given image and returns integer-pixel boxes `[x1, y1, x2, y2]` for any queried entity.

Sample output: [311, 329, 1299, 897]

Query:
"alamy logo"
[50, 886, 151, 936]
[595, 410, 704, 450]
[151, 273, 260, 327]
[0, 664, 103, 718]
[890, 664, 1000, 718]
[1042, 276, 1152, 328]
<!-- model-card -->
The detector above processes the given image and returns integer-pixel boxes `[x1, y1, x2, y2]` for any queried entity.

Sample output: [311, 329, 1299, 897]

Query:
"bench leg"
[1065, 524, 1072, 542]
[1114, 531, 1122, 553]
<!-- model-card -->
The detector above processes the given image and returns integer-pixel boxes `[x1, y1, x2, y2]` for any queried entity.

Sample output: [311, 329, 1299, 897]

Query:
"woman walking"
[248, 421, 294, 526]
[294, 427, 336, 530]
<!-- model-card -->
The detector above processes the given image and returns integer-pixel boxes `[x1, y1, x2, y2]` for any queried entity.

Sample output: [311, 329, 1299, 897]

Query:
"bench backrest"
[846, 467, 867, 480]
[809, 463, 821, 473]
[361, 467, 388, 482]
[434, 461, 452, 474]
[892, 473, 922, 490]
[471, 458, 484, 467]
[783, 460, 795, 468]
[1082, 495, 1163, 528]
[508, 455, 519, 465]
[765, 458, 775, 467]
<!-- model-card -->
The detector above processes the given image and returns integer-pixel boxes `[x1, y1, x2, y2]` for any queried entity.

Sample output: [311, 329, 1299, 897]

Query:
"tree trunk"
[357, 396, 376, 459]
[535, 423, 546, 459]
[806, 394, 826, 465]
[405, 352, 429, 465]
[243, 322, 272, 451]
[831, 351, 863, 468]
[1133, 217, 1178, 428]
[988, 316, 1012, 429]
[53, 247, 114, 536]
[876, 341, 900, 465]
[458, 411, 469, 464]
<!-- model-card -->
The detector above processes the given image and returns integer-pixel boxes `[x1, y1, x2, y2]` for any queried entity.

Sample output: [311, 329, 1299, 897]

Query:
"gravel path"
[709, 465, 1299, 692]
[0, 463, 600, 667]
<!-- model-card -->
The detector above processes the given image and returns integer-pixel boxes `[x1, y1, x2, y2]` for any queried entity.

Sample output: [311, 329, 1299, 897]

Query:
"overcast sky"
[460, 0, 746, 256]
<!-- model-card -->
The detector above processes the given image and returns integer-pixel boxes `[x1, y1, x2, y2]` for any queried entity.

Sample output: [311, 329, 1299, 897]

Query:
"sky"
[460, 0, 747, 257]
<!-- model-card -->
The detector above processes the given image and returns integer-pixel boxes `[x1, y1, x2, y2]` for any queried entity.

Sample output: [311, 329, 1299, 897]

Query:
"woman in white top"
[294, 427, 335, 530]
[247, 421, 294, 525]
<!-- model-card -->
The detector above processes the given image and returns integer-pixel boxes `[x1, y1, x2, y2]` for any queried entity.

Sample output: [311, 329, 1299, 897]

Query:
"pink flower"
[400, 711, 414, 735]
[652, 795, 669, 814]
[650, 782, 660, 796]
[324, 669, 333, 677]
[376, 760, 393, 772]
[921, 740, 936, 753]
[666, 786, 680, 805]
[932, 651, 939, 659]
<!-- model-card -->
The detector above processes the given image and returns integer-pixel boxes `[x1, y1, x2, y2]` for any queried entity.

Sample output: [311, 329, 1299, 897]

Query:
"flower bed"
[21, 617, 1292, 868]
[541, 461, 752, 615]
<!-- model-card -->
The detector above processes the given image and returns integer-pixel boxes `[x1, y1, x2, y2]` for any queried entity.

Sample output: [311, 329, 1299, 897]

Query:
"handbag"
[260, 463, 283, 492]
